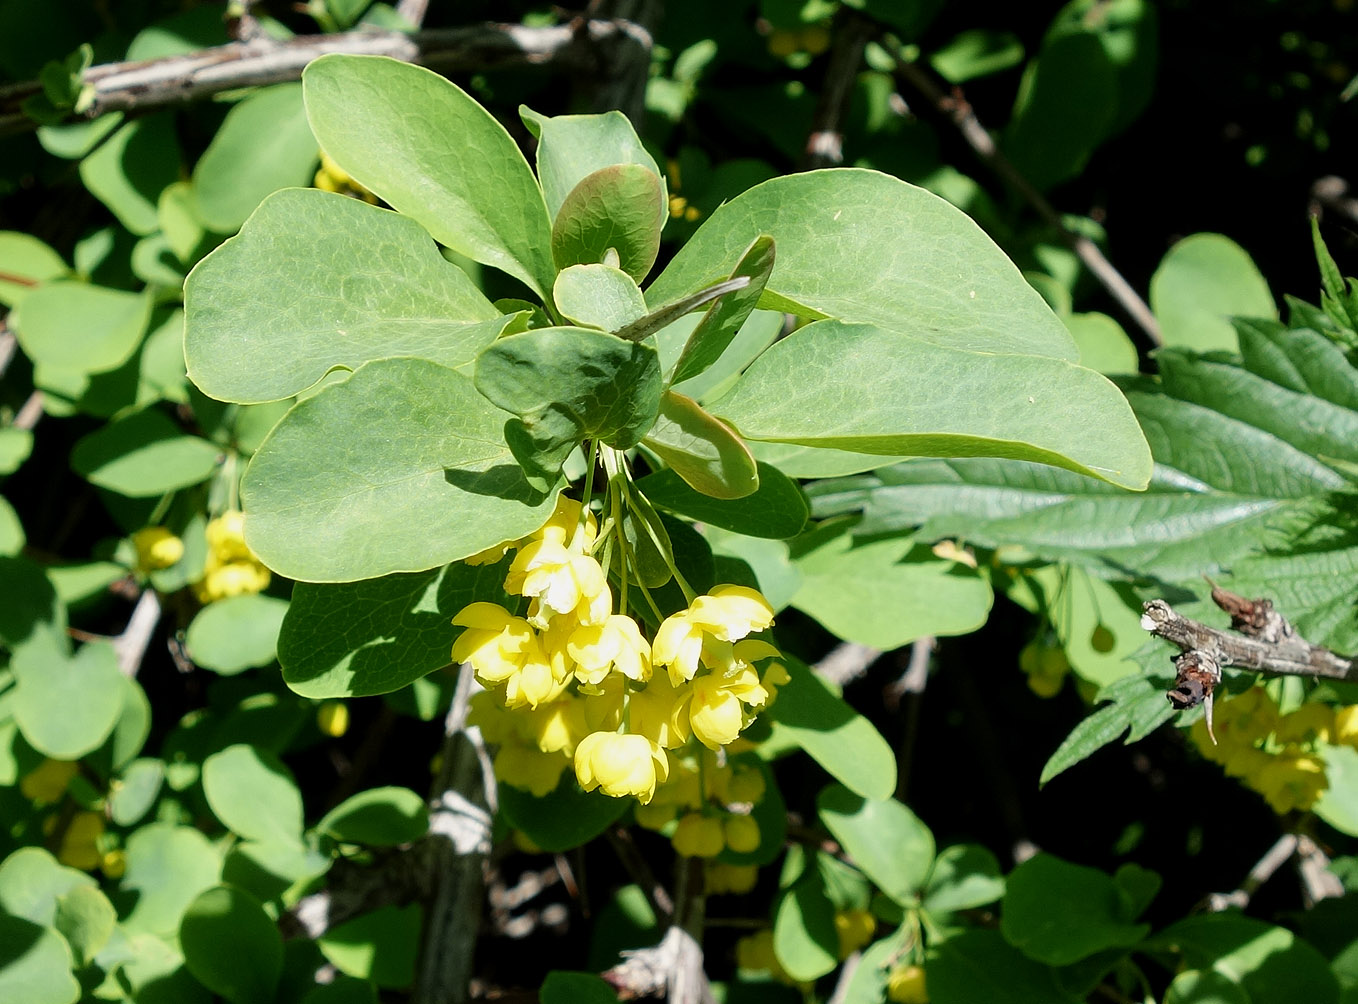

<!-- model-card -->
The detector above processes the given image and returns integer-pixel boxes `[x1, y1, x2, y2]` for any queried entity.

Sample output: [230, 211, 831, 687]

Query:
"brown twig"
[891, 58, 1163, 346]
[1204, 832, 1297, 911]
[801, 13, 875, 171]
[0, 20, 647, 137]
[816, 640, 882, 687]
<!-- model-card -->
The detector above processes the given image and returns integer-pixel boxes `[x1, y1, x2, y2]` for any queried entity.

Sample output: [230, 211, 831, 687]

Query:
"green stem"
[577, 439, 600, 551]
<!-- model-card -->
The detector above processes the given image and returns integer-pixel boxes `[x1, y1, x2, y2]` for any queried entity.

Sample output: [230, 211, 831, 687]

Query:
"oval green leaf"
[71, 408, 221, 497]
[551, 164, 664, 282]
[203, 744, 304, 845]
[185, 594, 289, 675]
[12, 281, 150, 375]
[11, 636, 124, 759]
[817, 784, 935, 905]
[316, 786, 429, 846]
[637, 460, 806, 538]
[642, 390, 759, 500]
[180, 885, 283, 1004]
[553, 264, 648, 331]
[120, 824, 223, 936]
[521, 106, 665, 221]
[0, 914, 79, 1004]
[1150, 233, 1276, 353]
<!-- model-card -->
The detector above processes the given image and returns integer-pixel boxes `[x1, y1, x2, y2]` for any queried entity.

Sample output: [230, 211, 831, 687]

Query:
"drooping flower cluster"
[1192, 687, 1358, 814]
[457, 496, 787, 848]
[194, 511, 271, 603]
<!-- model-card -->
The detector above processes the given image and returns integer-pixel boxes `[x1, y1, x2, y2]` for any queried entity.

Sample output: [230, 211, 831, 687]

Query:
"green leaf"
[929, 929, 1081, 1004]
[1006, 566, 1144, 689]
[615, 276, 751, 346]
[71, 408, 221, 497]
[1163, 969, 1251, 1004]
[78, 113, 181, 235]
[316, 786, 429, 845]
[303, 54, 555, 297]
[1039, 672, 1174, 786]
[192, 84, 317, 233]
[185, 594, 289, 675]
[498, 774, 630, 852]
[0, 847, 96, 926]
[1001, 853, 1149, 965]
[930, 29, 1025, 83]
[13, 281, 150, 375]
[185, 187, 503, 404]
[120, 824, 223, 936]
[552, 165, 664, 283]
[641, 390, 759, 500]
[241, 357, 560, 582]
[1317, 745, 1358, 838]
[0, 494, 25, 554]
[521, 106, 665, 221]
[647, 169, 1076, 359]
[0, 914, 79, 1004]
[0, 231, 67, 308]
[300, 977, 379, 1004]
[670, 234, 774, 385]
[789, 522, 992, 649]
[11, 636, 124, 758]
[317, 904, 419, 988]
[1066, 311, 1139, 376]
[637, 460, 806, 538]
[540, 971, 619, 1004]
[0, 556, 64, 649]
[923, 843, 1005, 914]
[181, 886, 283, 1004]
[1148, 914, 1338, 1004]
[670, 308, 782, 404]
[553, 264, 648, 331]
[279, 561, 510, 698]
[109, 758, 165, 826]
[767, 654, 896, 799]
[202, 745, 304, 845]
[53, 884, 116, 967]
[817, 784, 935, 905]
[712, 318, 1150, 489]
[1150, 234, 1276, 352]
[474, 326, 662, 487]
[773, 866, 838, 981]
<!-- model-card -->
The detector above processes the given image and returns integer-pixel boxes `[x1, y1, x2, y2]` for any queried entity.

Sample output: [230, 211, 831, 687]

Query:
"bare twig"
[801, 13, 874, 171]
[816, 641, 882, 687]
[1295, 834, 1345, 906]
[1205, 832, 1297, 911]
[0, 20, 647, 137]
[892, 58, 1163, 346]
[111, 589, 161, 677]
[394, 0, 431, 29]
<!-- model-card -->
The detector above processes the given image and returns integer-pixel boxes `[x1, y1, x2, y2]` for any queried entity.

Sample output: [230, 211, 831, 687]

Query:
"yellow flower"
[723, 813, 761, 853]
[653, 609, 706, 685]
[713, 763, 766, 805]
[688, 585, 775, 642]
[20, 759, 78, 804]
[131, 527, 184, 571]
[567, 614, 652, 685]
[887, 963, 929, 1004]
[58, 811, 105, 871]
[835, 908, 877, 958]
[451, 603, 538, 684]
[205, 511, 251, 560]
[672, 812, 725, 858]
[316, 701, 349, 737]
[494, 744, 569, 797]
[629, 671, 693, 749]
[526, 698, 589, 756]
[194, 511, 270, 602]
[501, 651, 569, 710]
[653, 586, 776, 686]
[574, 732, 669, 803]
[707, 863, 759, 895]
[506, 539, 611, 627]
[100, 850, 126, 879]
[581, 673, 626, 733]
[689, 675, 746, 749]
[1252, 751, 1328, 814]
[532, 495, 598, 550]
[1335, 705, 1358, 747]
[1274, 702, 1335, 745]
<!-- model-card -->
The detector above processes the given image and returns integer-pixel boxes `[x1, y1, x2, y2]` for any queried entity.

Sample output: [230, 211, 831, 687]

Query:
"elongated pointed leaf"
[521, 106, 665, 220]
[186, 188, 503, 404]
[642, 390, 759, 499]
[647, 168, 1075, 359]
[242, 358, 559, 582]
[713, 318, 1150, 488]
[671, 234, 774, 385]
[303, 54, 555, 297]
[551, 165, 664, 282]
[1039, 672, 1174, 786]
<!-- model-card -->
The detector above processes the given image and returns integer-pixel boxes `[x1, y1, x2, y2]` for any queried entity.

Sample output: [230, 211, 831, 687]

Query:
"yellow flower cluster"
[1192, 687, 1358, 814]
[194, 511, 270, 603]
[131, 526, 184, 573]
[634, 746, 766, 858]
[887, 963, 929, 1004]
[458, 497, 787, 824]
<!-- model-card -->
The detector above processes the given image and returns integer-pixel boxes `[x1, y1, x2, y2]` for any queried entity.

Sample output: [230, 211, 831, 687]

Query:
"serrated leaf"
[789, 522, 992, 649]
[553, 263, 647, 331]
[185, 594, 289, 675]
[192, 83, 317, 233]
[279, 560, 511, 698]
[521, 106, 665, 221]
[203, 745, 304, 845]
[303, 54, 555, 297]
[647, 169, 1076, 359]
[241, 357, 560, 582]
[551, 165, 664, 282]
[637, 460, 806, 538]
[71, 407, 221, 497]
[817, 785, 935, 905]
[711, 319, 1150, 489]
[1039, 672, 1174, 786]
[767, 654, 896, 799]
[185, 187, 503, 404]
[670, 234, 775, 385]
[1150, 233, 1276, 352]
[642, 390, 759, 500]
